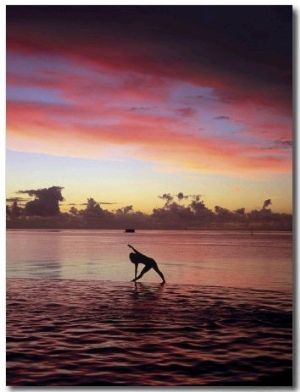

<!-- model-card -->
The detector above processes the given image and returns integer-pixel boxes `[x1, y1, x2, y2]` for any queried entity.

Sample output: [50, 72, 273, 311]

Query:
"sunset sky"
[6, 4, 293, 214]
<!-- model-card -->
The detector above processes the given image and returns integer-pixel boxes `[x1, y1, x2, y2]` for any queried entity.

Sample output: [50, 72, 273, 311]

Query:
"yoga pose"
[128, 244, 166, 283]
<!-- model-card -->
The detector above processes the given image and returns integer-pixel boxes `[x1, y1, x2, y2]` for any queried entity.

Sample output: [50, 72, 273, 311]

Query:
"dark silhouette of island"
[6, 186, 292, 231]
[128, 244, 165, 283]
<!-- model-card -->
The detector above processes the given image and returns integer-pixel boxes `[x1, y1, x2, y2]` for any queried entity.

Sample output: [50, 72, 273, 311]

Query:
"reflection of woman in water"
[128, 244, 166, 283]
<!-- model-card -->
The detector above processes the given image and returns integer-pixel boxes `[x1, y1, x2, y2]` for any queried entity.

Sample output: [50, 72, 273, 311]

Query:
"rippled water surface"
[6, 230, 293, 386]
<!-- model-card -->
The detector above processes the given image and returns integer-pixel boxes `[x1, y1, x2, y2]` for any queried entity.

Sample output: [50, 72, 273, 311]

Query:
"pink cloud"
[7, 95, 291, 177]
[6, 7, 292, 177]
[7, 14, 291, 119]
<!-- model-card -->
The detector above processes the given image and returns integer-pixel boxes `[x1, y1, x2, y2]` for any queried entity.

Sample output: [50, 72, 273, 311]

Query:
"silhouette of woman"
[128, 244, 166, 283]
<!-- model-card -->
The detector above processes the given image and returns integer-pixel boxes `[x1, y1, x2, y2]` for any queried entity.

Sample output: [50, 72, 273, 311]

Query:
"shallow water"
[6, 230, 293, 386]
[7, 279, 292, 386]
[6, 229, 292, 291]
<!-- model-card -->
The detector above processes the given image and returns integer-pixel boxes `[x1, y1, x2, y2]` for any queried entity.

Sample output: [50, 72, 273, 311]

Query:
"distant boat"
[124, 228, 135, 233]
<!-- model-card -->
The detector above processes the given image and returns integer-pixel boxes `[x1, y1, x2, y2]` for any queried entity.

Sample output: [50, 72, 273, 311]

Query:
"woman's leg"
[152, 263, 166, 283]
[132, 264, 152, 281]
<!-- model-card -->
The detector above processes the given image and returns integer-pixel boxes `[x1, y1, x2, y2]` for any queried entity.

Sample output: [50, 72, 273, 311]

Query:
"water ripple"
[7, 279, 292, 386]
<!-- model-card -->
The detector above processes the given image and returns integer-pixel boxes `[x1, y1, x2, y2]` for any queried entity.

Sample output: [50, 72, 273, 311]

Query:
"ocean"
[6, 229, 293, 386]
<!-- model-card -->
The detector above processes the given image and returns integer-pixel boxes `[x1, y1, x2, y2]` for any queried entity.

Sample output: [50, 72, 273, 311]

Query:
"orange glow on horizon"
[6, 6, 293, 217]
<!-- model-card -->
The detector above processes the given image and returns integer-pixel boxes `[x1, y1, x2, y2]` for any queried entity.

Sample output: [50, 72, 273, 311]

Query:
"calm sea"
[6, 230, 293, 386]
[6, 229, 292, 291]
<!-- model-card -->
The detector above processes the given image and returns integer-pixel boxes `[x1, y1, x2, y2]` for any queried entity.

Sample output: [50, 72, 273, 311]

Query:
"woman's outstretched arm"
[128, 244, 143, 256]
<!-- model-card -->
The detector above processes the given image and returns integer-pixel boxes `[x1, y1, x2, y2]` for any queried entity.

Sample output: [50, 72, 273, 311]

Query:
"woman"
[128, 244, 166, 283]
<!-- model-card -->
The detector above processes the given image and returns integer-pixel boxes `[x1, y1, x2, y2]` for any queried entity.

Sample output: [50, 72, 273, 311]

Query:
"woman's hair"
[129, 252, 138, 263]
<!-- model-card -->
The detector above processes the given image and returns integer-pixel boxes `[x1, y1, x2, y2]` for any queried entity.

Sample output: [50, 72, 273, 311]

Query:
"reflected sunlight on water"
[6, 230, 293, 386]
[6, 230, 292, 291]
[7, 279, 292, 386]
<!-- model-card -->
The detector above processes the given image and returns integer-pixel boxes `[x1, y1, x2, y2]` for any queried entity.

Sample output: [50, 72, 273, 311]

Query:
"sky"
[5, 4, 293, 214]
